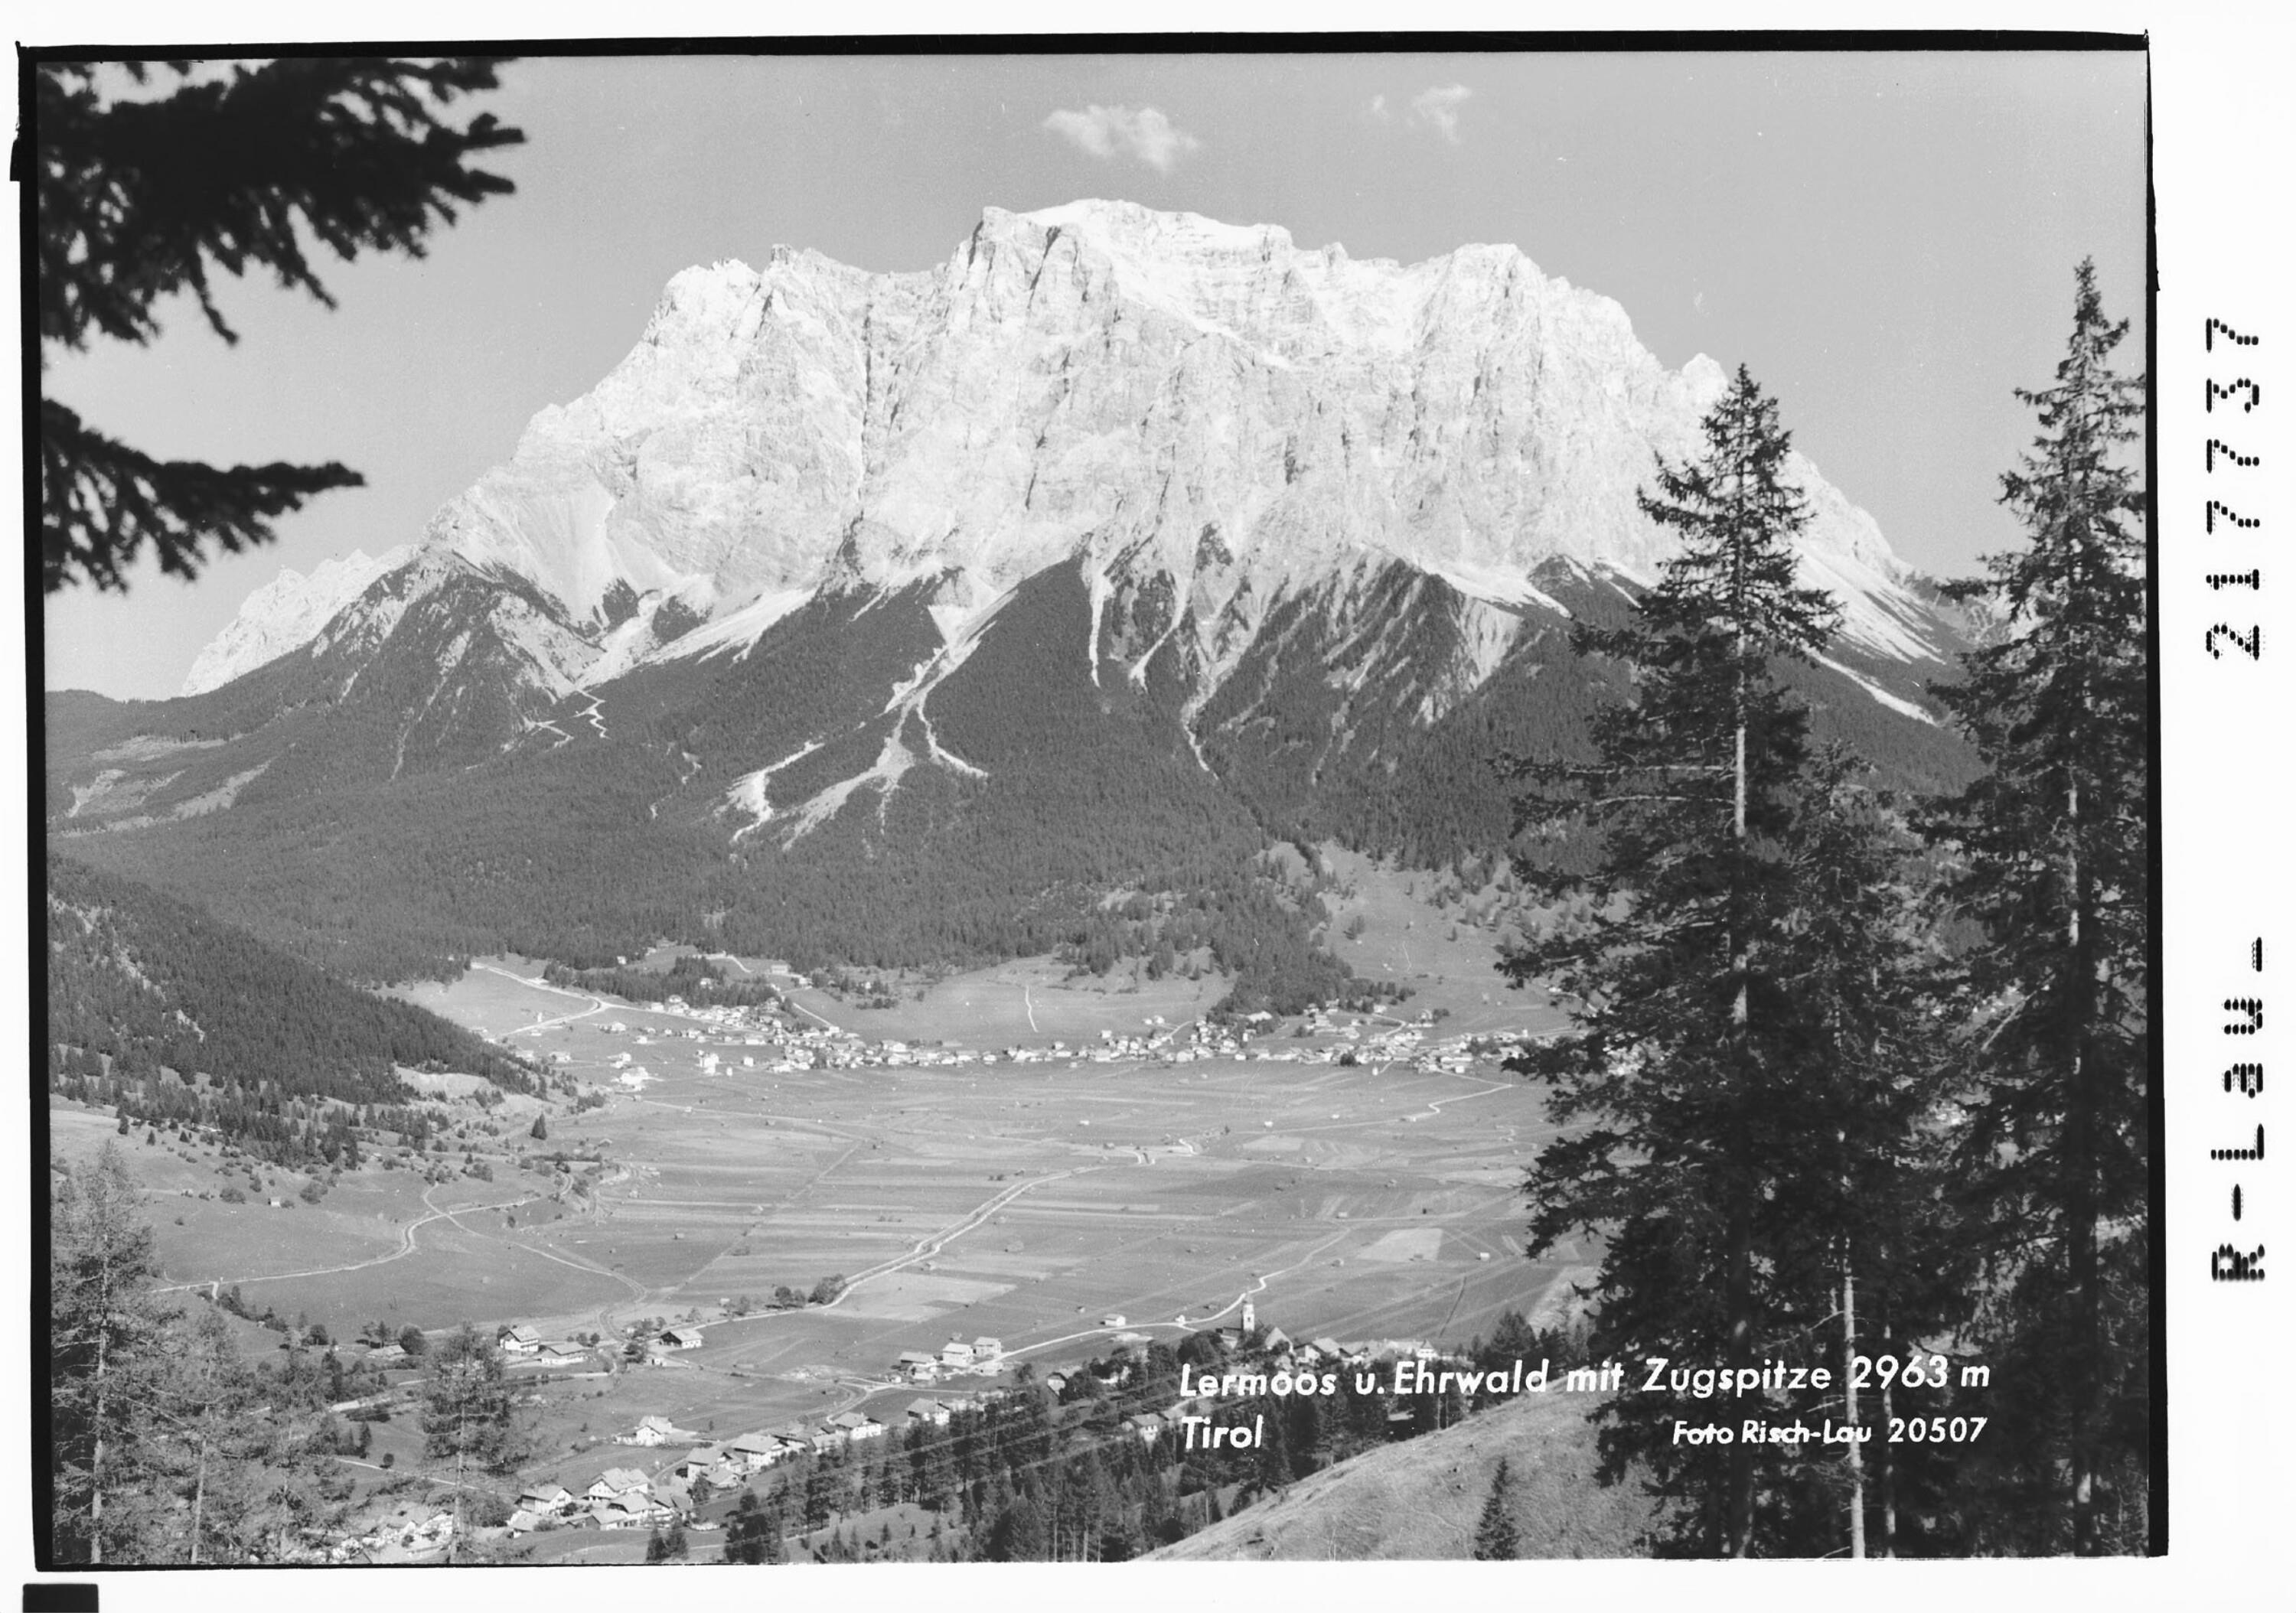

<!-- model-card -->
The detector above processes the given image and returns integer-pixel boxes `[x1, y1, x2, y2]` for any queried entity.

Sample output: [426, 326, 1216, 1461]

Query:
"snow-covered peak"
[181, 546, 409, 695]
[193, 201, 1943, 702]
[996, 198, 1296, 259]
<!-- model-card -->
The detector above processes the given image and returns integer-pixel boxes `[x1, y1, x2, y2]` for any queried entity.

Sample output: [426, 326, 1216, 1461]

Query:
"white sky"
[39, 47, 2145, 698]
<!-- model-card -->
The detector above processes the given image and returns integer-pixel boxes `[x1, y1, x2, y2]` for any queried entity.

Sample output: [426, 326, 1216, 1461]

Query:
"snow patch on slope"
[723, 740, 827, 842]
[1795, 545, 1939, 664]
[1815, 653, 1939, 725]
[780, 730, 917, 845]
[660, 587, 815, 664]
[877, 591, 1006, 773]
[1417, 556, 1574, 621]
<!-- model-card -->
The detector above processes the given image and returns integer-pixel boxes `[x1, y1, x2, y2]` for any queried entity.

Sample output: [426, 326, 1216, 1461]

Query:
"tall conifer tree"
[1473, 1457, 1521, 1559]
[420, 1323, 535, 1561]
[50, 1143, 170, 1564]
[1769, 750, 1968, 1556]
[1921, 259, 2149, 1554]
[1503, 366, 1848, 1556]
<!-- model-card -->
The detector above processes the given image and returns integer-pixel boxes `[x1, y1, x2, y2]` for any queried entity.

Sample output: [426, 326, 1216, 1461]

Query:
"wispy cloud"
[1410, 83, 1473, 144]
[1368, 93, 1390, 122]
[1042, 104, 1202, 173]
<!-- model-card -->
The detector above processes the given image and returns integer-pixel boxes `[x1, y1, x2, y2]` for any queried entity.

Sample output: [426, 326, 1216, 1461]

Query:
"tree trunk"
[1725, 1197, 1753, 1556]
[1878, 1297, 1897, 1557]
[1843, 1263, 1865, 1559]
[190, 1438, 207, 1566]
[2066, 779, 2100, 1554]
[1722, 511, 1754, 1559]
[449, 1402, 468, 1565]
[90, 1331, 106, 1566]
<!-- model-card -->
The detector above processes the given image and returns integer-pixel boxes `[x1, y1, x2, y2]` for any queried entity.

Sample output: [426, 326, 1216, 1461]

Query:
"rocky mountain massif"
[48, 200, 1977, 998]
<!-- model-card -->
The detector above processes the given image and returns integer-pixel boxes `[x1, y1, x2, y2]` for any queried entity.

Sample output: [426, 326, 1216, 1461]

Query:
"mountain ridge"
[52, 200, 1978, 997]
[186, 198, 1937, 698]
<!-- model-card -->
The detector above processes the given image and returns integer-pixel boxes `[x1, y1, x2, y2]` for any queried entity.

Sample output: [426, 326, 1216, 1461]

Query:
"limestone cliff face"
[194, 200, 1946, 719]
[181, 546, 409, 695]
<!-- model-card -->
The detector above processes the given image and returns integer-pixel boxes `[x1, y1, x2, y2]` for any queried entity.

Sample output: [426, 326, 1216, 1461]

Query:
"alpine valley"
[47, 200, 1978, 1003]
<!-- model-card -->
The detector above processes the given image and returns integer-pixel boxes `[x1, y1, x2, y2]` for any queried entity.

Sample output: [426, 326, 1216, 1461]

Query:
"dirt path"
[471, 962, 607, 1035]
[1407, 1071, 1515, 1121]
[155, 1183, 547, 1294]
[700, 1165, 1091, 1343]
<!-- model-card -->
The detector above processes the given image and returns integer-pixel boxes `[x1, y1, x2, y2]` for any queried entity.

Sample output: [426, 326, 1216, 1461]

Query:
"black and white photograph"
[24, 16, 2259, 1589]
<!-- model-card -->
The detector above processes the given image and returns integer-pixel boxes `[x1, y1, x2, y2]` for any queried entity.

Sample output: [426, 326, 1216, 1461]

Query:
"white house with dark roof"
[725, 1432, 786, 1471]
[587, 1494, 673, 1530]
[517, 1482, 575, 1515]
[830, 1409, 885, 1442]
[659, 1325, 706, 1351]
[905, 1397, 952, 1426]
[498, 1324, 542, 1357]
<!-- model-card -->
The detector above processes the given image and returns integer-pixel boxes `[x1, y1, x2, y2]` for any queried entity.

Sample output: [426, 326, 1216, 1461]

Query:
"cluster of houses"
[661, 1408, 894, 1491]
[892, 1389, 1000, 1430]
[497, 1324, 597, 1367]
[579, 977, 1499, 1080]
[509, 1468, 680, 1533]
[548, 1386, 1031, 1530]
[325, 1509, 458, 1562]
[892, 1335, 1005, 1382]
[493, 1319, 721, 1370]
[420, 1307, 1444, 1549]
[1289, 1005, 1486, 1074]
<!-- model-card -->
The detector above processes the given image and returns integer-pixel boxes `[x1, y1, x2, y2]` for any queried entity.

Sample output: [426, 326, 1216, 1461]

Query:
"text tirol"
[1181, 1413, 1266, 1450]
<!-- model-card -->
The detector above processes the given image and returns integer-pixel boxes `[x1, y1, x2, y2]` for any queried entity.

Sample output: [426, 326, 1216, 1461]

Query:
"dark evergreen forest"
[46, 853, 537, 1164]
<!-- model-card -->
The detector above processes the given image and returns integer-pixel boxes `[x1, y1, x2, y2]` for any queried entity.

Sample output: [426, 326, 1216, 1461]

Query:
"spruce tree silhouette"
[35, 57, 523, 594]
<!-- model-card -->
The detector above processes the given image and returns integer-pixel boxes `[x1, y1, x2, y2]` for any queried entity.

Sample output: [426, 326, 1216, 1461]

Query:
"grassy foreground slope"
[1150, 1391, 1658, 1560]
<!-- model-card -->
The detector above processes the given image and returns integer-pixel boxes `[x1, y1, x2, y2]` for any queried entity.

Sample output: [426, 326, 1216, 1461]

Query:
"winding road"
[157, 1182, 546, 1295]
[471, 962, 607, 1035]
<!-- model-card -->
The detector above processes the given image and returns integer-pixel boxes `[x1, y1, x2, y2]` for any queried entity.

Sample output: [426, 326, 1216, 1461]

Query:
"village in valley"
[361, 1298, 1428, 1558]
[60, 860, 1581, 1565]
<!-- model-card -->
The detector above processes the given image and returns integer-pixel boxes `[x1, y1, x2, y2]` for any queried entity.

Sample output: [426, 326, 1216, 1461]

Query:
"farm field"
[427, 951, 1578, 1442]
[485, 1050, 1593, 1496]
[65, 923, 1581, 1510]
